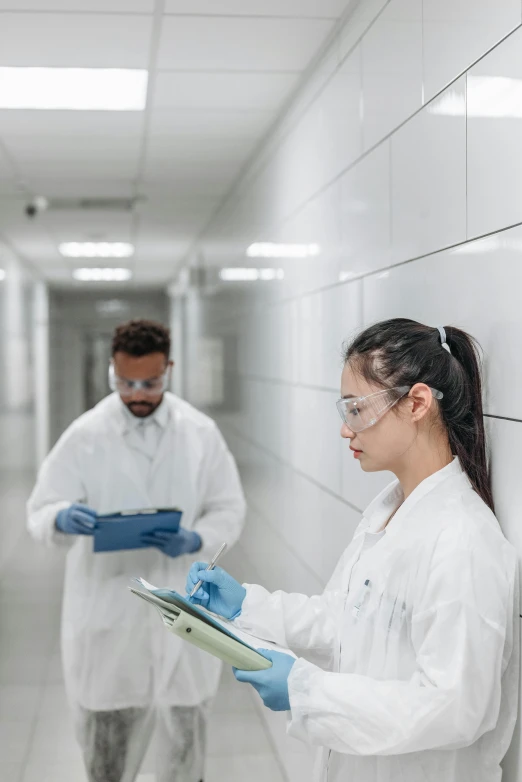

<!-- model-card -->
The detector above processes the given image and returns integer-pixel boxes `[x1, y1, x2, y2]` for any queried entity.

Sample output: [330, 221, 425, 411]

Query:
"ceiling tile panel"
[164, 0, 349, 17]
[0, 1, 153, 10]
[2, 135, 142, 159]
[44, 210, 133, 238]
[0, 13, 153, 67]
[148, 109, 275, 139]
[136, 197, 218, 229]
[15, 159, 140, 179]
[0, 111, 145, 137]
[21, 178, 136, 199]
[157, 16, 335, 71]
[152, 71, 299, 111]
[146, 135, 256, 160]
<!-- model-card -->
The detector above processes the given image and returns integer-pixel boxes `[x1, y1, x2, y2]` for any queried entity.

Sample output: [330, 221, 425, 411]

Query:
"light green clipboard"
[129, 586, 272, 671]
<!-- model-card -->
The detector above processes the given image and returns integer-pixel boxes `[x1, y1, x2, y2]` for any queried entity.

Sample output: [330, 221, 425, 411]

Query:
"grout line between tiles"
[485, 414, 522, 425]
[171, 17, 522, 286]
[242, 490, 328, 587]
[207, 216, 522, 326]
[218, 418, 363, 516]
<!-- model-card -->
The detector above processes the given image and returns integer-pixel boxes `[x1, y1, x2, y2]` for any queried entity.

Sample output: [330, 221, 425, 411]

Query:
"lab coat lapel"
[353, 459, 469, 586]
[107, 400, 152, 504]
[147, 399, 199, 523]
[149, 415, 172, 477]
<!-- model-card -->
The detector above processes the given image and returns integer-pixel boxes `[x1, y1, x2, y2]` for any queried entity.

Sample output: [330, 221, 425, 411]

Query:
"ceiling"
[0, 1, 349, 287]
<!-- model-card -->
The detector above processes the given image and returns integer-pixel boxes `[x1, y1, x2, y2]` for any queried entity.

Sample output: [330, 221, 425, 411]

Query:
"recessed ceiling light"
[0, 68, 148, 111]
[60, 242, 135, 259]
[73, 268, 132, 282]
[246, 242, 321, 259]
[219, 268, 284, 282]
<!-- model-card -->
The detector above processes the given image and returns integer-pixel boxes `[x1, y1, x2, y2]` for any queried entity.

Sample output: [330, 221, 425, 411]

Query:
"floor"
[0, 469, 286, 782]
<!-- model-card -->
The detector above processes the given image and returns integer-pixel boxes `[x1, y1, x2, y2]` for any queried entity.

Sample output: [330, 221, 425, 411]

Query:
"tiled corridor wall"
[179, 1, 522, 779]
[0, 243, 39, 568]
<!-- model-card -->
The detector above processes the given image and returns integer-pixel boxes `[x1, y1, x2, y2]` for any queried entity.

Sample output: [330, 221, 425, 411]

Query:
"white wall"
[0, 245, 40, 472]
[179, 1, 522, 779]
[0, 242, 44, 569]
[32, 281, 50, 468]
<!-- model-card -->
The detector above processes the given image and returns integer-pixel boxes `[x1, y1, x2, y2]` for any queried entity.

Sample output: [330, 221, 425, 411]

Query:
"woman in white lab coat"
[187, 319, 519, 782]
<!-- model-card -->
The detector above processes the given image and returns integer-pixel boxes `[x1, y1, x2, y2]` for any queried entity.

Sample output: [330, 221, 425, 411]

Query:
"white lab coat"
[235, 459, 519, 782]
[27, 392, 246, 713]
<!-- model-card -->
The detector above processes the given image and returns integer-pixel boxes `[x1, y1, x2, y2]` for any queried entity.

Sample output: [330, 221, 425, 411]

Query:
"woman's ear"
[408, 383, 434, 423]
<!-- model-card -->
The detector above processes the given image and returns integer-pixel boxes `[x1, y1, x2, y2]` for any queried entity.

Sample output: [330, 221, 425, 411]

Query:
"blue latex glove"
[233, 650, 296, 711]
[55, 503, 96, 535]
[141, 527, 202, 558]
[186, 562, 246, 620]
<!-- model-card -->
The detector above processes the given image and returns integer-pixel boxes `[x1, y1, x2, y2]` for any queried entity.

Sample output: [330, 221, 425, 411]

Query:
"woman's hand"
[233, 650, 296, 711]
[186, 562, 246, 620]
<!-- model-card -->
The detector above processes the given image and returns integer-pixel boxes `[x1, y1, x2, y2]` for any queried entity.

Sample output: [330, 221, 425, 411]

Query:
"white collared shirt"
[119, 397, 170, 467]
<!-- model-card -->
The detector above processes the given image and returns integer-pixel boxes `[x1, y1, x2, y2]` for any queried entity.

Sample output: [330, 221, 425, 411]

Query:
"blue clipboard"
[93, 508, 182, 553]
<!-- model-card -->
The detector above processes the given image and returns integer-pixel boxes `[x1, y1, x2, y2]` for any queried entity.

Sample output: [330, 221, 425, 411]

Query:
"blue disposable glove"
[186, 562, 246, 620]
[140, 527, 202, 558]
[55, 503, 96, 535]
[233, 650, 296, 711]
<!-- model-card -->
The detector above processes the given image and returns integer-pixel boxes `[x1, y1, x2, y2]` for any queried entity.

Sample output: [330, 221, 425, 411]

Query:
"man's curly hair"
[111, 319, 170, 358]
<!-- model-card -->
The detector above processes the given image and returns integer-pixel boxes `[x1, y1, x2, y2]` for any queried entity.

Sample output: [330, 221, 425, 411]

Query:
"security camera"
[25, 196, 49, 219]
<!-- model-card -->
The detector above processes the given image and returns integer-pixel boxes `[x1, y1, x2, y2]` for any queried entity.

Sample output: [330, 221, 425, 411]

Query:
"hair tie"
[437, 326, 451, 354]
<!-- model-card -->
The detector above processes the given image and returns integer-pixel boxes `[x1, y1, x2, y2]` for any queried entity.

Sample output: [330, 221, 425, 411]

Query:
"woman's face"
[340, 363, 421, 473]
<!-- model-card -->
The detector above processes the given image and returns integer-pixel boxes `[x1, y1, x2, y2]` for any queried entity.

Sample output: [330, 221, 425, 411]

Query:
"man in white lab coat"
[27, 319, 246, 782]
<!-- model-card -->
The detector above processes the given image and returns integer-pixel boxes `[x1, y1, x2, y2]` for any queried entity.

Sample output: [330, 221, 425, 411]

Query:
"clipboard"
[130, 578, 274, 671]
[93, 508, 182, 553]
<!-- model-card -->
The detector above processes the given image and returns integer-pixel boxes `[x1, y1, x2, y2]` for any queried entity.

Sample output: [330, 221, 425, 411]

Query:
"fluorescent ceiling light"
[246, 242, 321, 259]
[73, 268, 132, 282]
[428, 76, 522, 118]
[219, 268, 284, 282]
[0, 68, 148, 110]
[60, 242, 135, 259]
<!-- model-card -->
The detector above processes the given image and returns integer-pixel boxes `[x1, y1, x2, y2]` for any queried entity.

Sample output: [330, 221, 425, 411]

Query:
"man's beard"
[126, 399, 160, 418]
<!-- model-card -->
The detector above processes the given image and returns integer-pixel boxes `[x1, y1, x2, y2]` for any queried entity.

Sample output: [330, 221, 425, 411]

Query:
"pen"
[189, 542, 228, 598]
[352, 579, 371, 618]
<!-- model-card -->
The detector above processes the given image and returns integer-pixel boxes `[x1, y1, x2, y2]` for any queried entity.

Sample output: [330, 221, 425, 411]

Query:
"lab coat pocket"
[372, 587, 412, 679]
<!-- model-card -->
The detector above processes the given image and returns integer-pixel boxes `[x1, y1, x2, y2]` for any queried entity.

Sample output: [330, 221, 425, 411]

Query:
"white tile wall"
[181, 3, 522, 781]
[422, 0, 521, 102]
[362, 226, 522, 420]
[361, 0, 422, 150]
[467, 26, 522, 238]
[297, 282, 362, 390]
[390, 77, 467, 261]
[339, 141, 392, 277]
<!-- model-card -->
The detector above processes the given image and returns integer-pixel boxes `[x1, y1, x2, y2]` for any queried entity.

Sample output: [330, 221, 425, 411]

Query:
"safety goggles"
[108, 363, 170, 397]
[336, 385, 443, 433]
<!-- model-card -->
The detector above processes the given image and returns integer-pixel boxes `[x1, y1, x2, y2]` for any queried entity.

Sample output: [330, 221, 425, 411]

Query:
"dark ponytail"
[344, 318, 494, 512]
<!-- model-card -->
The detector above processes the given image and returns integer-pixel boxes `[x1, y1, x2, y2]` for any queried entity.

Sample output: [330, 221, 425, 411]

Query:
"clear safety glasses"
[336, 385, 443, 433]
[108, 363, 170, 397]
